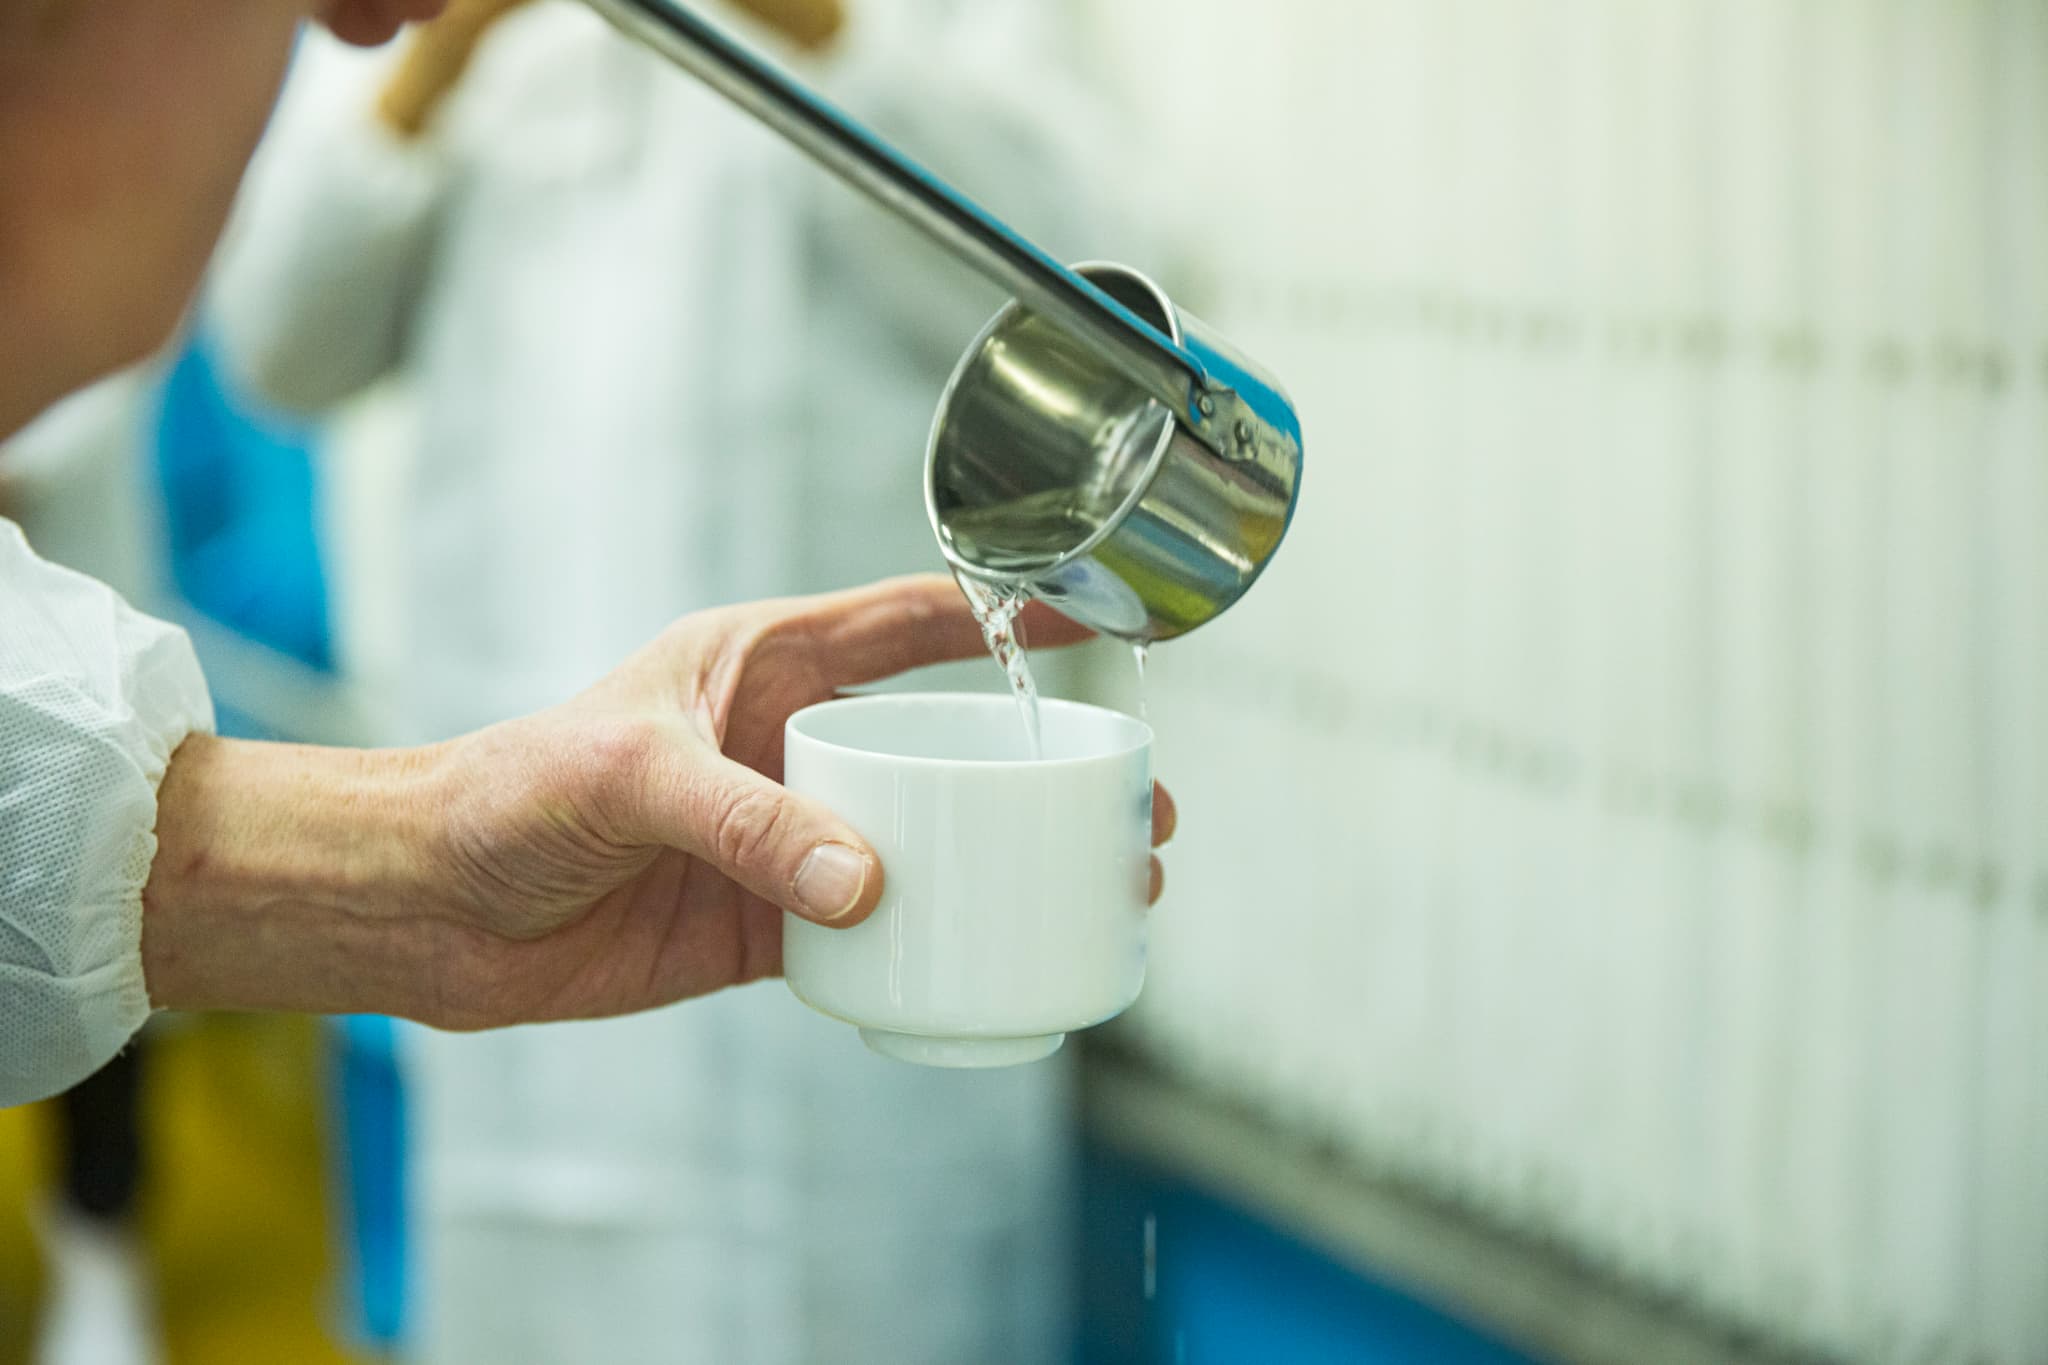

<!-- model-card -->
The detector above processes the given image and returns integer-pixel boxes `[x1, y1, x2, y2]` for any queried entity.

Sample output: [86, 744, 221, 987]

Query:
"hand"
[142, 575, 1176, 1031]
[727, 0, 844, 51]
[377, 0, 533, 138]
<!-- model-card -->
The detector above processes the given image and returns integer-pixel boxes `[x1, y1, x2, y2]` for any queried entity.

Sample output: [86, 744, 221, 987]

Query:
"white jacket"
[0, 519, 213, 1108]
[213, 0, 1126, 738]
[210, 5, 1127, 1361]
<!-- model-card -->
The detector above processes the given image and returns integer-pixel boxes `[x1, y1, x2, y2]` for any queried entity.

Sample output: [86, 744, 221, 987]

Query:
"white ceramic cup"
[781, 692, 1153, 1067]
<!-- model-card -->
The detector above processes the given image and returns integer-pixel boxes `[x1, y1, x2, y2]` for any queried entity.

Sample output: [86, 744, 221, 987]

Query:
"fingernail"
[794, 842, 868, 921]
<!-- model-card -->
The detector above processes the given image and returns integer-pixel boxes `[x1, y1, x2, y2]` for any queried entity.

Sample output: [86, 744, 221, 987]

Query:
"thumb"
[636, 748, 883, 926]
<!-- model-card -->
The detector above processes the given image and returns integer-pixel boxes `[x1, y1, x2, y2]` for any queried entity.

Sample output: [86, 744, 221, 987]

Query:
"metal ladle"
[583, 0, 1303, 640]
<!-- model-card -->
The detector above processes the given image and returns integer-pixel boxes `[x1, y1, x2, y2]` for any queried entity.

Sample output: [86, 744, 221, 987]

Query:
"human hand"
[142, 575, 1176, 1031]
[726, 0, 844, 51]
[420, 573, 1174, 1027]
[376, 0, 533, 138]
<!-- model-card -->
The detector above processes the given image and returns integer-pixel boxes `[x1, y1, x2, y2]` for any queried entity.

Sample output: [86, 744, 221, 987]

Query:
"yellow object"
[0, 1015, 368, 1365]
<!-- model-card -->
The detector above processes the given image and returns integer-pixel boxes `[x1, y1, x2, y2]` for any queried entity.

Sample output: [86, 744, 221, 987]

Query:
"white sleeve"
[0, 520, 214, 1107]
[207, 35, 448, 415]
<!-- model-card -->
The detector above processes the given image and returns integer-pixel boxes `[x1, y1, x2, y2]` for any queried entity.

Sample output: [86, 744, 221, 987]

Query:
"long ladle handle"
[580, 0, 1215, 421]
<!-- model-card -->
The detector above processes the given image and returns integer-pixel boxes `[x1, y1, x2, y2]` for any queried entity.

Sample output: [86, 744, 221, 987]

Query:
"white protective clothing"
[0, 520, 214, 1108]
[210, 4, 1129, 1361]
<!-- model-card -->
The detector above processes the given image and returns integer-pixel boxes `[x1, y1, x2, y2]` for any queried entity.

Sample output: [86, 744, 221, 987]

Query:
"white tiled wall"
[1075, 2, 2048, 1359]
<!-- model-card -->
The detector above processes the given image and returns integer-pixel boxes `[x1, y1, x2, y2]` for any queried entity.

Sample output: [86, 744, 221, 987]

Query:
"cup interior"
[789, 693, 1149, 765]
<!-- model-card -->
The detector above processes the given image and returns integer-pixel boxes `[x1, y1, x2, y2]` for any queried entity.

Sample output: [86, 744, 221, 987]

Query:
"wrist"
[140, 733, 458, 1019]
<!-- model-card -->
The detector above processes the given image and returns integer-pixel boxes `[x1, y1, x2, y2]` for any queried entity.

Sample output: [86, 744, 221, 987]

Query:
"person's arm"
[374, 0, 527, 138]
[0, 536, 1171, 1105]
[205, 32, 457, 414]
[139, 575, 1170, 1032]
[211, 0, 844, 414]
[729, 0, 844, 52]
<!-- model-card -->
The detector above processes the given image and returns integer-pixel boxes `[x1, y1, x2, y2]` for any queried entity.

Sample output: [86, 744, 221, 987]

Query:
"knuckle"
[710, 784, 792, 874]
[590, 717, 663, 779]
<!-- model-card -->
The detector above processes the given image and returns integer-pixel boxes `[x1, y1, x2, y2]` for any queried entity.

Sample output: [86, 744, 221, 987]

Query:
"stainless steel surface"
[579, 0, 1211, 426]
[928, 264, 1304, 643]
[578, 0, 1307, 622]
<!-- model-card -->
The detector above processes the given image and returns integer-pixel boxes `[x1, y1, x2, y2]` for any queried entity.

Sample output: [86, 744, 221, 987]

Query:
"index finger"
[789, 573, 1093, 689]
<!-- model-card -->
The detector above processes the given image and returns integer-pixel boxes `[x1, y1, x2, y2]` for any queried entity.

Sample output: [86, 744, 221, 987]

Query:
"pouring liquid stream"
[954, 572, 1043, 759]
[955, 572, 1158, 754]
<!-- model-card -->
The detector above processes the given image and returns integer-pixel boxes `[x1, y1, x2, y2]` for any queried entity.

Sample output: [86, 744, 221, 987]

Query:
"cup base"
[858, 1029, 1066, 1069]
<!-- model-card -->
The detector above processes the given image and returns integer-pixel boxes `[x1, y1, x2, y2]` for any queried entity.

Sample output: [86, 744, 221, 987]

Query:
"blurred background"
[2, 0, 2044, 1362]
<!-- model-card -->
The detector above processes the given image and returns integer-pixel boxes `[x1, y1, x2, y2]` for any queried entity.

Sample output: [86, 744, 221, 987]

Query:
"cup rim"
[923, 260, 1184, 585]
[786, 692, 1152, 768]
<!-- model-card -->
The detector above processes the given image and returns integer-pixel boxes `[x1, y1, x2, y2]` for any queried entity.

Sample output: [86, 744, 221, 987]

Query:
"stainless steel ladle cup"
[927, 263, 1303, 643]
[581, 0, 1304, 640]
